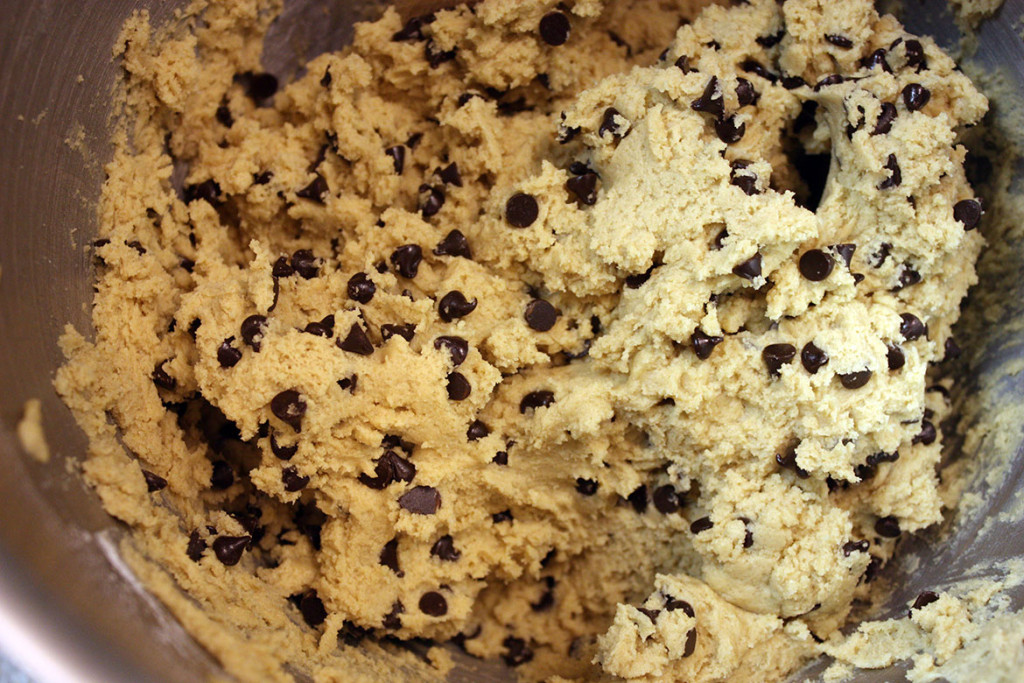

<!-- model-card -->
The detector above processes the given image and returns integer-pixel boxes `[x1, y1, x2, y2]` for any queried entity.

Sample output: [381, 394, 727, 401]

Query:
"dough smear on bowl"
[55, 0, 989, 680]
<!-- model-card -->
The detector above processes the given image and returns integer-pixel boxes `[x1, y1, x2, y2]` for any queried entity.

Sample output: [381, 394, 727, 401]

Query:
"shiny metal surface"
[0, 1, 1022, 682]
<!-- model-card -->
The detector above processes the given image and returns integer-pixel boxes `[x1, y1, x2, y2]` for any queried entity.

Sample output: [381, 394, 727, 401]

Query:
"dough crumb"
[17, 399, 51, 464]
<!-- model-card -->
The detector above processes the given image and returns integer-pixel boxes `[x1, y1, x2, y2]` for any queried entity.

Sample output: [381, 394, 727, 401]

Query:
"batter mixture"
[55, 0, 994, 680]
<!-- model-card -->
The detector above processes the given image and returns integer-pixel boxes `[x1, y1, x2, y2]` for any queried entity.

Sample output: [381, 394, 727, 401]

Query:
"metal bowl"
[2, 1, 1023, 681]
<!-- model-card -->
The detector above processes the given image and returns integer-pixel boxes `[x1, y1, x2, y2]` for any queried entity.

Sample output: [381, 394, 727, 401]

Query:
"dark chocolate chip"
[434, 230, 472, 258]
[359, 450, 416, 489]
[690, 516, 713, 534]
[824, 33, 853, 48]
[910, 591, 939, 615]
[380, 537, 402, 575]
[320, 68, 332, 87]
[637, 607, 660, 623]
[713, 228, 729, 250]
[241, 314, 268, 351]
[801, 342, 829, 374]
[904, 39, 926, 69]
[390, 244, 423, 279]
[896, 264, 921, 289]
[887, 344, 906, 371]
[598, 107, 629, 140]
[665, 599, 695, 617]
[492, 509, 513, 524]
[539, 11, 571, 46]
[944, 337, 961, 360]
[218, 338, 242, 368]
[742, 519, 754, 548]
[399, 486, 441, 515]
[337, 375, 358, 393]
[502, 637, 534, 667]
[466, 419, 490, 441]
[781, 76, 806, 89]
[763, 343, 797, 377]
[691, 329, 724, 360]
[435, 336, 469, 366]
[691, 76, 724, 118]
[683, 628, 698, 657]
[392, 13, 434, 41]
[675, 55, 692, 73]
[520, 390, 555, 413]
[446, 372, 471, 401]
[627, 485, 648, 514]
[272, 256, 294, 278]
[282, 466, 310, 492]
[566, 171, 599, 206]
[381, 323, 415, 343]
[420, 185, 446, 217]
[902, 83, 930, 112]
[756, 30, 784, 48]
[186, 530, 206, 561]
[872, 102, 898, 135]
[776, 446, 810, 478]
[271, 432, 297, 460]
[653, 485, 680, 514]
[152, 361, 176, 391]
[875, 515, 901, 538]
[184, 179, 221, 205]
[739, 59, 778, 83]
[842, 539, 870, 556]
[525, 299, 558, 332]
[506, 193, 539, 227]
[271, 389, 307, 431]
[732, 253, 762, 280]
[861, 48, 891, 72]
[576, 478, 599, 496]
[296, 175, 329, 203]
[715, 115, 746, 144]
[730, 162, 759, 195]
[142, 469, 167, 492]
[431, 535, 461, 561]
[304, 314, 336, 338]
[736, 78, 759, 107]
[438, 291, 477, 322]
[878, 154, 902, 190]
[347, 272, 375, 304]
[215, 105, 234, 127]
[244, 72, 278, 102]
[337, 324, 374, 356]
[212, 535, 250, 566]
[913, 420, 937, 446]
[834, 243, 857, 267]
[799, 249, 834, 281]
[953, 199, 982, 230]
[814, 74, 844, 91]
[839, 370, 872, 389]
[253, 170, 274, 185]
[900, 313, 926, 341]
[291, 249, 319, 279]
[297, 590, 327, 627]
[385, 145, 405, 174]
[210, 460, 234, 490]
[438, 162, 462, 186]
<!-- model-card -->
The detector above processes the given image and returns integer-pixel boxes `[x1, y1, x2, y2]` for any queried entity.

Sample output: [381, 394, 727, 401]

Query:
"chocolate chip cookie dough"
[55, 0, 990, 680]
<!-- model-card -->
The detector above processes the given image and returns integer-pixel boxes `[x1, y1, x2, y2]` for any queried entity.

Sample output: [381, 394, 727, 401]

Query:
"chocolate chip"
[715, 115, 746, 144]
[282, 467, 310, 492]
[392, 13, 434, 41]
[520, 390, 555, 413]
[399, 486, 441, 515]
[872, 102, 898, 135]
[272, 256, 294, 278]
[142, 470, 167, 492]
[756, 30, 784, 47]
[576, 478, 598, 496]
[539, 11, 571, 46]
[270, 432, 297, 460]
[839, 370, 872, 389]
[184, 179, 221, 205]
[215, 105, 233, 127]
[296, 175, 328, 203]
[566, 171, 599, 206]
[690, 517, 713, 534]
[653, 485, 680, 514]
[899, 313, 926, 342]
[390, 244, 423, 279]
[799, 249, 834, 281]
[446, 372, 471, 401]
[910, 591, 939, 615]
[385, 145, 405, 174]
[776, 446, 810, 478]
[271, 389, 306, 431]
[304, 314, 335, 338]
[291, 249, 319, 279]
[434, 230, 472, 258]
[781, 76, 806, 89]
[691, 329, 724, 360]
[713, 228, 729, 250]
[801, 342, 829, 374]
[466, 420, 489, 441]
[913, 420, 937, 446]
[347, 272, 375, 304]
[525, 299, 558, 331]
[637, 607, 660, 623]
[739, 59, 778, 83]
[186, 530, 206, 561]
[886, 344, 906, 371]
[598, 107, 629, 140]
[665, 599, 695, 617]
[732, 253, 762, 280]
[742, 519, 754, 548]
[953, 199, 982, 230]
[431, 535, 461, 561]
[243, 71, 278, 102]
[627, 485, 648, 514]
[675, 55, 692, 73]
[438, 291, 477, 322]
[212, 535, 250, 566]
[241, 315, 268, 351]
[359, 450, 416, 490]
[418, 590, 448, 617]
[825, 33, 853, 48]
[506, 192, 539, 228]
[763, 343, 797, 377]
[379, 537, 402, 575]
[625, 265, 657, 288]
[210, 460, 234, 490]
[878, 154, 902, 190]
[861, 48, 891, 72]
[814, 74, 844, 91]
[420, 185, 446, 217]
[438, 162, 462, 186]
[875, 515, 901, 538]
[730, 161, 759, 195]
[683, 629, 698, 657]
[434, 336, 469, 366]
[842, 539, 870, 556]
[217, 338, 242, 368]
[502, 637, 534, 667]
[904, 39, 926, 69]
[381, 602, 404, 631]
[152, 361, 176, 391]
[944, 337, 961, 360]
[691, 76, 724, 118]
[253, 170, 274, 185]
[337, 323, 374, 355]
[902, 83, 930, 112]
[532, 579, 556, 612]
[492, 450, 509, 465]
[736, 78, 759, 107]
[296, 590, 327, 627]
[380, 323, 414, 343]
[833, 243, 856, 267]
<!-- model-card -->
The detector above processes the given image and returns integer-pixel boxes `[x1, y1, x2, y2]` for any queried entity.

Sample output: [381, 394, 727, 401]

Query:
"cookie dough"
[55, 0, 989, 680]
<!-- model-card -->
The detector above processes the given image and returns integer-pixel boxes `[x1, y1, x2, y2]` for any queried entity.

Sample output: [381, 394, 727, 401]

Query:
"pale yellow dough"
[55, 0, 996, 681]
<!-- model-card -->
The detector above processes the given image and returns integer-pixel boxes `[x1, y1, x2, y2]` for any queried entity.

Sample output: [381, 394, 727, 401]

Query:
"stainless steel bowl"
[2, 2, 1023, 681]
